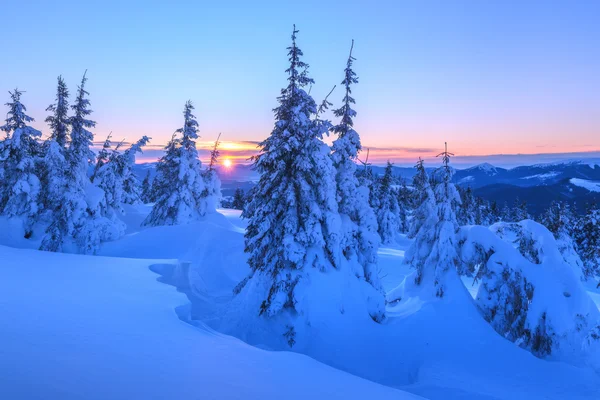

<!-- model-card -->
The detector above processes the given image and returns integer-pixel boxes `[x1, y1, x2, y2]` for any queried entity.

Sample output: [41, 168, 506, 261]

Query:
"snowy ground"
[1, 207, 599, 399]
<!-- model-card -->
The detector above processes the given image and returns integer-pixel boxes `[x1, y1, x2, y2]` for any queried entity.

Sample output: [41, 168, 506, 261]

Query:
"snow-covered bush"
[461, 220, 600, 363]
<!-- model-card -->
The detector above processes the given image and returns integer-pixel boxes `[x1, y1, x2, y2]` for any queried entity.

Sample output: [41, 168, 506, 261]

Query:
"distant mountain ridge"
[133, 159, 600, 213]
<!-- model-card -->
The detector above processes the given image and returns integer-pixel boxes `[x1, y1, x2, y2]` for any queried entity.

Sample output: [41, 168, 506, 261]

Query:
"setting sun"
[223, 158, 233, 168]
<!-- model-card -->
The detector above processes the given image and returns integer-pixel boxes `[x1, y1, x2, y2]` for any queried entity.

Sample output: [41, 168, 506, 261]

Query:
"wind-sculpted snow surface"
[0, 244, 421, 400]
[461, 220, 600, 368]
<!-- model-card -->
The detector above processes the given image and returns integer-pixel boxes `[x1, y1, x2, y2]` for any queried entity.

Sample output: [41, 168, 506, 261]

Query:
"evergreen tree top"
[272, 25, 315, 124]
[1, 88, 36, 135]
[71, 71, 96, 131]
[413, 157, 430, 189]
[256, 26, 319, 172]
[380, 161, 394, 191]
[285, 25, 314, 93]
[208, 133, 221, 170]
[45, 76, 70, 147]
[177, 100, 199, 150]
[124, 135, 151, 164]
[436, 142, 455, 183]
[332, 40, 358, 138]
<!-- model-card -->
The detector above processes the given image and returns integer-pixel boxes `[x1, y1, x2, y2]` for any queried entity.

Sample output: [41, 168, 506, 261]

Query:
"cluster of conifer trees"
[231, 26, 600, 356]
[0, 74, 220, 253]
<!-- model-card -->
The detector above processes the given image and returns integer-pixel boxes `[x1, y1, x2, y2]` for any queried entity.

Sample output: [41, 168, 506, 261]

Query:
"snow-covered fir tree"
[94, 139, 125, 214]
[45, 77, 70, 148]
[501, 202, 512, 222]
[329, 39, 383, 298]
[476, 196, 486, 225]
[574, 203, 600, 281]
[405, 144, 465, 297]
[140, 170, 153, 203]
[41, 72, 123, 254]
[513, 198, 530, 221]
[407, 158, 434, 239]
[143, 101, 210, 226]
[0, 89, 43, 235]
[231, 188, 245, 210]
[235, 27, 385, 346]
[121, 136, 151, 205]
[457, 186, 476, 226]
[397, 179, 411, 233]
[147, 133, 178, 207]
[91, 133, 113, 183]
[373, 161, 401, 244]
[202, 134, 222, 212]
[40, 77, 71, 215]
[489, 200, 501, 223]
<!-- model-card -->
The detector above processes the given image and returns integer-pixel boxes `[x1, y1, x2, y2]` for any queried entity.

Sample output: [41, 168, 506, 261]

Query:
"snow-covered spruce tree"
[235, 27, 384, 346]
[94, 139, 125, 214]
[574, 203, 600, 281]
[140, 170, 153, 203]
[474, 196, 490, 225]
[147, 133, 178, 206]
[45, 77, 70, 148]
[397, 179, 411, 233]
[513, 197, 529, 221]
[489, 200, 501, 223]
[405, 144, 465, 298]
[0, 89, 43, 235]
[374, 161, 401, 244]
[90, 132, 112, 183]
[121, 136, 151, 205]
[501, 201, 512, 222]
[41, 72, 92, 252]
[457, 186, 476, 226]
[41, 72, 123, 254]
[40, 76, 71, 216]
[329, 40, 384, 301]
[407, 158, 434, 239]
[231, 188, 245, 210]
[143, 102, 209, 226]
[202, 134, 222, 211]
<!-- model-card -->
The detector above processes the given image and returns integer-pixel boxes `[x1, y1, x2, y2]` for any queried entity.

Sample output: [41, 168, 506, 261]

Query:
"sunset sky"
[1, 1, 599, 166]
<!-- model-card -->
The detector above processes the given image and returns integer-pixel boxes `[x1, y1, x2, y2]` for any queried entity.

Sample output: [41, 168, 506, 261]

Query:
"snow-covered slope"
[1, 208, 599, 399]
[0, 244, 419, 400]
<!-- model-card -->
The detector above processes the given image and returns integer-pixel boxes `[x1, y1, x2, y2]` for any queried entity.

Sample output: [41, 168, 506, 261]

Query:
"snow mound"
[461, 220, 600, 368]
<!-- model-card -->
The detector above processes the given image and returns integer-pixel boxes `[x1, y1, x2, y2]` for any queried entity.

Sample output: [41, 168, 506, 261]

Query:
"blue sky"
[1, 1, 599, 165]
